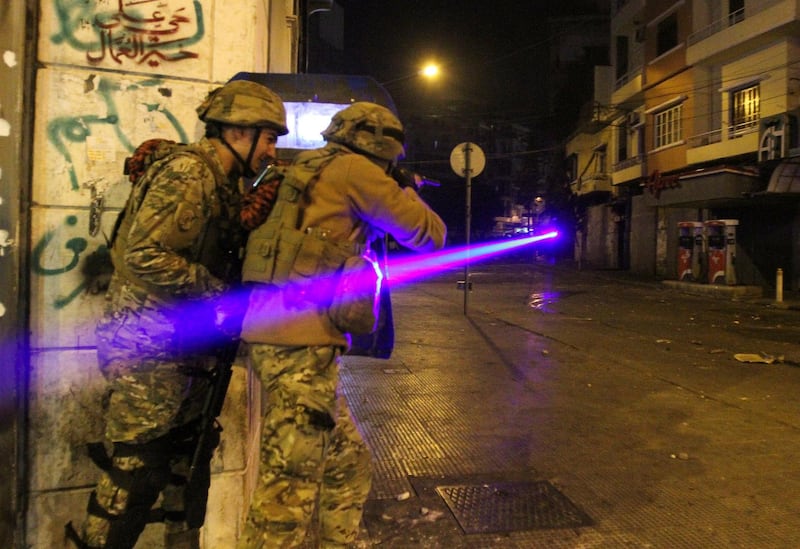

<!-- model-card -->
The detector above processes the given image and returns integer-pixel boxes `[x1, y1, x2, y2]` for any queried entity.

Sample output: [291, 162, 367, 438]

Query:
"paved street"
[340, 260, 800, 548]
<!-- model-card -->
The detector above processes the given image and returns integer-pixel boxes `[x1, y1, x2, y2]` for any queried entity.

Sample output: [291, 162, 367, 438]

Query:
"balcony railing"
[577, 173, 612, 193]
[614, 65, 642, 91]
[728, 120, 759, 138]
[687, 129, 722, 148]
[686, 122, 759, 147]
[687, 0, 783, 46]
[613, 154, 644, 171]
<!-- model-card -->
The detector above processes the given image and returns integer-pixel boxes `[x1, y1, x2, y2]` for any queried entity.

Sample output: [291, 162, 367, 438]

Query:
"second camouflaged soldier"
[237, 102, 447, 548]
[67, 80, 288, 549]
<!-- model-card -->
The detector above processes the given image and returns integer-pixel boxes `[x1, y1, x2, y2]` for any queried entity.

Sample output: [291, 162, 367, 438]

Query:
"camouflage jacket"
[96, 138, 241, 366]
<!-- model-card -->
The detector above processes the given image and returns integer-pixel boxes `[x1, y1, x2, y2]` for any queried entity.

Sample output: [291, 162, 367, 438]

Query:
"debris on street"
[734, 352, 784, 364]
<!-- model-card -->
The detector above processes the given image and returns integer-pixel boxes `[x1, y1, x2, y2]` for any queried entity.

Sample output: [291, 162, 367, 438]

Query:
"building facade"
[567, 0, 800, 291]
[0, 1, 300, 547]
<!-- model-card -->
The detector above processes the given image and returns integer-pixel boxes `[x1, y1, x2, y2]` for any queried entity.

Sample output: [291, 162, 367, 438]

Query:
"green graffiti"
[32, 215, 88, 276]
[53, 280, 90, 309]
[47, 76, 188, 191]
[50, 0, 102, 51]
[96, 77, 190, 150]
[31, 215, 105, 309]
[50, 0, 205, 66]
[47, 114, 119, 190]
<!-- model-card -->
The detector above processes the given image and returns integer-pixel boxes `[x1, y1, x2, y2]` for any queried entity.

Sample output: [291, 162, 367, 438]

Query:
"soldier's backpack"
[81, 139, 224, 294]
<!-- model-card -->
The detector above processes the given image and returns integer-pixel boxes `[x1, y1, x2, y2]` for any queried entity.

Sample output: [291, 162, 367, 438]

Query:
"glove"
[213, 291, 249, 339]
[391, 166, 440, 189]
[390, 166, 419, 190]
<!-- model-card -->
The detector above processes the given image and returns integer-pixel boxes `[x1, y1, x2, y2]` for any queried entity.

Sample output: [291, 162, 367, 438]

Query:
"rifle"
[390, 166, 441, 189]
[187, 297, 246, 483]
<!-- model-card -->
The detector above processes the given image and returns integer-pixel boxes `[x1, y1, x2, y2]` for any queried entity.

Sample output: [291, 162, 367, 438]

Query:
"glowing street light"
[420, 62, 440, 80]
[380, 60, 443, 87]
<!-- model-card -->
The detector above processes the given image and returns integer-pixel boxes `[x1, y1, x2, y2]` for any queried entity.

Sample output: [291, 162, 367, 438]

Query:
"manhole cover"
[435, 480, 592, 534]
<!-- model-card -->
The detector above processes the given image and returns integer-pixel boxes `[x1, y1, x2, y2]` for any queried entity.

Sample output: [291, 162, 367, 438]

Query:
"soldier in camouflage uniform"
[67, 79, 288, 549]
[237, 103, 447, 548]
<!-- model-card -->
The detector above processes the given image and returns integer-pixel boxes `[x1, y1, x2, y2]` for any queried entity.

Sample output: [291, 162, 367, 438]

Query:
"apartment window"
[618, 125, 628, 162]
[616, 35, 629, 80]
[565, 153, 578, 182]
[654, 103, 682, 149]
[656, 13, 678, 56]
[730, 84, 759, 136]
[729, 0, 745, 25]
[593, 144, 607, 174]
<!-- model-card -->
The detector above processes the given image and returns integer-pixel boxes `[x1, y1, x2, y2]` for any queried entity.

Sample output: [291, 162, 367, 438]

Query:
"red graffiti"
[86, 3, 201, 67]
[645, 170, 680, 199]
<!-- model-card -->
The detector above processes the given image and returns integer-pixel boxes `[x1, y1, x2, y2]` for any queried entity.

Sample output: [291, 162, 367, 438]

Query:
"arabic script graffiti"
[51, 0, 204, 67]
[31, 214, 93, 309]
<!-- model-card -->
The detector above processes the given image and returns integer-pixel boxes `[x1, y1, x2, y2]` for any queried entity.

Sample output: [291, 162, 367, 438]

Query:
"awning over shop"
[766, 160, 800, 194]
[642, 167, 762, 208]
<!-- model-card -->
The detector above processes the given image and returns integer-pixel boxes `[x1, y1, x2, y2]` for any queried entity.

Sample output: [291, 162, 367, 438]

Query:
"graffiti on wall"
[41, 76, 190, 309]
[47, 76, 189, 191]
[51, 0, 204, 67]
[31, 214, 91, 309]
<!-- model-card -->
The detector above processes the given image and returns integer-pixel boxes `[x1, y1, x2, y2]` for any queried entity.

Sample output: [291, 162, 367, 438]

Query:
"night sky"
[327, 0, 609, 119]
[307, 1, 608, 242]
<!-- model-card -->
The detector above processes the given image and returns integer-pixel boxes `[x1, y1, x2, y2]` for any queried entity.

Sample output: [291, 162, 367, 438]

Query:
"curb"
[660, 280, 763, 299]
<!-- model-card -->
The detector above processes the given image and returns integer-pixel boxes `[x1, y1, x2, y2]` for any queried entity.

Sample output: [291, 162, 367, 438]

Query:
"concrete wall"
[25, 1, 296, 547]
[630, 196, 657, 276]
[0, 1, 31, 545]
[574, 204, 621, 270]
[585, 205, 616, 269]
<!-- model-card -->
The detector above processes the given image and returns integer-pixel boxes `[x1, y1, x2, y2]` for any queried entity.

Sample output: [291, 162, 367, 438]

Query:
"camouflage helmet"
[322, 102, 405, 161]
[197, 80, 288, 135]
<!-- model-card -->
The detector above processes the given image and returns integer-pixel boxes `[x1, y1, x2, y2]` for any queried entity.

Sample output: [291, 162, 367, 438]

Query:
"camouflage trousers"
[238, 344, 372, 549]
[78, 359, 215, 549]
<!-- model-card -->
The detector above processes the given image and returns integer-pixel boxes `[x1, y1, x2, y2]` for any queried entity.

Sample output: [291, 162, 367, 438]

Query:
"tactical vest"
[241, 147, 364, 288]
[110, 142, 240, 294]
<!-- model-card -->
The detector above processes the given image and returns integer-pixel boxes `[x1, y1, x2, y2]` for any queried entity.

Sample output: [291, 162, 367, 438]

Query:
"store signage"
[758, 113, 794, 162]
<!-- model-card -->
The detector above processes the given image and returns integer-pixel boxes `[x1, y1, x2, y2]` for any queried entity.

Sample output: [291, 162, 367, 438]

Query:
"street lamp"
[380, 61, 442, 87]
[420, 62, 440, 79]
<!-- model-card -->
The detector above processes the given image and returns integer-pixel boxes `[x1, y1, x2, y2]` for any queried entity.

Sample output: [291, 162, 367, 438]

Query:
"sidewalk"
[550, 261, 800, 310]
[660, 278, 800, 311]
[341, 261, 800, 548]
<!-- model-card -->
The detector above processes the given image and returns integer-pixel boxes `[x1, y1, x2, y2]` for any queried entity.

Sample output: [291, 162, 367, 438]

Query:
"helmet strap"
[220, 128, 261, 178]
[244, 128, 262, 177]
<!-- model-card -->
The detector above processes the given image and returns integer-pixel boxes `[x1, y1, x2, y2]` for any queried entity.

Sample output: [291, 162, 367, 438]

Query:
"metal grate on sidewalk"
[435, 480, 593, 534]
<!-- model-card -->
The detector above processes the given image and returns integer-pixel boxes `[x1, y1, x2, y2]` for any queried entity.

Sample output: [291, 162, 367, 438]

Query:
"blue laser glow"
[113, 230, 560, 356]
[386, 231, 559, 283]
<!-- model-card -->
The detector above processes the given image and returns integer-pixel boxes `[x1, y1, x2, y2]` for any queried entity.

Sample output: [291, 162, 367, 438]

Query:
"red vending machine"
[705, 219, 738, 285]
[677, 221, 703, 281]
